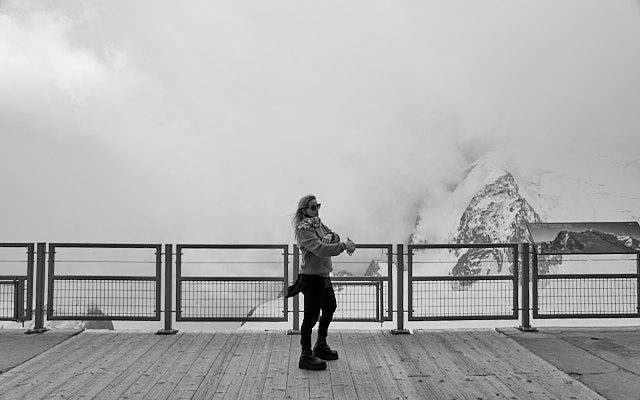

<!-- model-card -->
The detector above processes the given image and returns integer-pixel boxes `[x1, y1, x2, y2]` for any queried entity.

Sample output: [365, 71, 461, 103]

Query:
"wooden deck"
[0, 329, 605, 400]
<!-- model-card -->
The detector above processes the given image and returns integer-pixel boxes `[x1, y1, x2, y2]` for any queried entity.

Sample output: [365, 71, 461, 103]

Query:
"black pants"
[299, 274, 337, 349]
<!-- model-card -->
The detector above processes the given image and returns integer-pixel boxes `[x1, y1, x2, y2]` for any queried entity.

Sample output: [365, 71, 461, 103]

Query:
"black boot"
[313, 338, 339, 361]
[299, 346, 327, 370]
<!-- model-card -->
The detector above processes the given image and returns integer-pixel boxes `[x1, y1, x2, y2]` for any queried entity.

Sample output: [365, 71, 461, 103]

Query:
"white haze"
[2, 0, 640, 247]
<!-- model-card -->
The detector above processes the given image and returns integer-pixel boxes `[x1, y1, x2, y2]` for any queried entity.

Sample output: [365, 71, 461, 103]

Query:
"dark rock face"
[540, 229, 639, 254]
[449, 172, 561, 286]
[364, 260, 383, 277]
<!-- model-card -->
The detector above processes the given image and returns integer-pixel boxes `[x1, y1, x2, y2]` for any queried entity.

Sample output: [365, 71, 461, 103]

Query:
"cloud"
[1, 0, 639, 246]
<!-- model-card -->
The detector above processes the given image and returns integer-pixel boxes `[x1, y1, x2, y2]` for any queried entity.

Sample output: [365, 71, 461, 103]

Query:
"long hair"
[291, 194, 316, 232]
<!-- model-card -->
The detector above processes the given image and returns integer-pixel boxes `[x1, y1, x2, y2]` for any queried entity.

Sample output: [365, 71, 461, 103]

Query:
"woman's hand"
[321, 233, 333, 244]
[346, 237, 356, 255]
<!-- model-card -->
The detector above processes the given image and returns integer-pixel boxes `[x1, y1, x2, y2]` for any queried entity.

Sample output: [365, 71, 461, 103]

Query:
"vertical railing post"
[518, 243, 536, 332]
[13, 279, 22, 322]
[377, 278, 382, 323]
[532, 249, 539, 321]
[157, 244, 177, 335]
[392, 244, 410, 334]
[287, 244, 300, 335]
[376, 278, 383, 323]
[283, 245, 289, 323]
[26, 243, 34, 321]
[12, 280, 18, 322]
[26, 242, 48, 333]
[513, 243, 519, 320]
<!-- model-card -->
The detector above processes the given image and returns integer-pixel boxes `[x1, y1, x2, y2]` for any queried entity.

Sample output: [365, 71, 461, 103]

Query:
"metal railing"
[331, 277, 387, 322]
[288, 244, 394, 330]
[330, 244, 393, 322]
[175, 244, 288, 322]
[532, 251, 640, 319]
[407, 243, 519, 321]
[47, 243, 162, 321]
[0, 280, 23, 321]
[0, 243, 34, 322]
[1, 241, 638, 332]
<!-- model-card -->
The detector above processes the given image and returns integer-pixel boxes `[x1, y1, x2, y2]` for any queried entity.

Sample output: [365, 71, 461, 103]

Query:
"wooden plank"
[397, 330, 468, 399]
[326, 331, 357, 400]
[14, 332, 127, 400]
[0, 331, 106, 396]
[381, 330, 442, 399]
[70, 333, 165, 400]
[434, 330, 523, 399]
[236, 331, 275, 399]
[1, 332, 126, 400]
[211, 331, 259, 400]
[355, 330, 405, 400]
[285, 334, 310, 400]
[176, 332, 240, 400]
[260, 332, 292, 400]
[0, 329, 613, 400]
[309, 343, 332, 400]
[430, 330, 508, 398]
[372, 330, 424, 400]
[77, 333, 166, 400]
[471, 330, 538, 374]
[469, 330, 570, 400]
[340, 330, 383, 400]
[158, 332, 224, 400]
[44, 332, 155, 400]
[91, 333, 174, 400]
[440, 330, 521, 400]
[121, 332, 205, 400]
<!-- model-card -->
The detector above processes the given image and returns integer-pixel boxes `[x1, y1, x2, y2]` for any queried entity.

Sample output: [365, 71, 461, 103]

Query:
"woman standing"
[287, 195, 356, 371]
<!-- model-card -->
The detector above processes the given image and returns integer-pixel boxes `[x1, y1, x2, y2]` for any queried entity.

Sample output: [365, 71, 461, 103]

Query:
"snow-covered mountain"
[411, 151, 640, 279]
[540, 229, 640, 254]
[617, 235, 640, 251]
[363, 259, 386, 277]
[241, 151, 640, 328]
[414, 151, 640, 244]
[449, 170, 564, 279]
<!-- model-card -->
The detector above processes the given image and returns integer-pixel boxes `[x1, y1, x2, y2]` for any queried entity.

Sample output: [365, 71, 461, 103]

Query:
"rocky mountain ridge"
[540, 229, 640, 254]
[412, 153, 563, 282]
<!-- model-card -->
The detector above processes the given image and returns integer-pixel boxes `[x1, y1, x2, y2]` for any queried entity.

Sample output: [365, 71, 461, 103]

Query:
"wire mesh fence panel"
[332, 280, 385, 322]
[411, 277, 516, 320]
[179, 278, 285, 321]
[0, 244, 34, 322]
[47, 244, 162, 321]
[50, 277, 158, 320]
[0, 281, 16, 320]
[176, 245, 288, 322]
[533, 253, 640, 318]
[536, 275, 638, 317]
[326, 244, 394, 322]
[408, 244, 519, 321]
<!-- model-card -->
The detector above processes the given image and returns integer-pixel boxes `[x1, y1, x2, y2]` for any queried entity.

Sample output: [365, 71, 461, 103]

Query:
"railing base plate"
[156, 329, 179, 335]
[517, 326, 538, 332]
[25, 328, 49, 334]
[391, 329, 412, 335]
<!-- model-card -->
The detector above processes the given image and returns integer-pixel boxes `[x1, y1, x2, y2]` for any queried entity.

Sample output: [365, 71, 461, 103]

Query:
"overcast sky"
[2, 0, 640, 245]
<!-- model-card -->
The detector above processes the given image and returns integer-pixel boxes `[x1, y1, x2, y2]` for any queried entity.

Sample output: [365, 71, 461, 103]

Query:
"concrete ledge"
[499, 327, 640, 400]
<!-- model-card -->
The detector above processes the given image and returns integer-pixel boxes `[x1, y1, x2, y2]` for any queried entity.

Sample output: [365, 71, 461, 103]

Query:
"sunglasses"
[308, 203, 321, 211]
